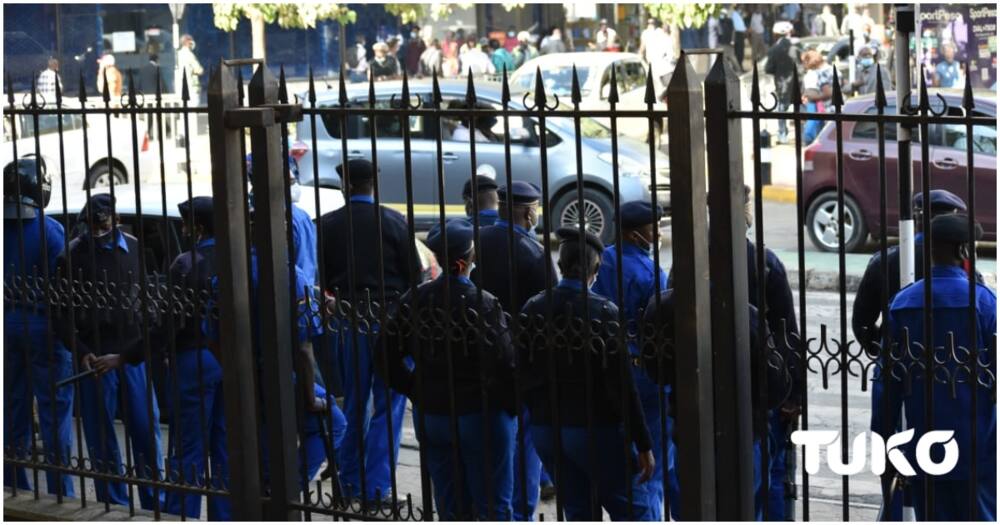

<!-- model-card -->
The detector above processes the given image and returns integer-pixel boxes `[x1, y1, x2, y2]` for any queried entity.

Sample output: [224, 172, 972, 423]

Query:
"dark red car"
[802, 90, 996, 252]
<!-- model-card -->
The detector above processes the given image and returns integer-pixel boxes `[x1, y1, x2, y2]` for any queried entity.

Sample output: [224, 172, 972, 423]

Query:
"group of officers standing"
[3, 147, 995, 521]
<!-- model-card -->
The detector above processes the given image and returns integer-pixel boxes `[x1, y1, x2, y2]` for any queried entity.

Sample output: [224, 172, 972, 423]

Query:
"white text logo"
[791, 429, 958, 476]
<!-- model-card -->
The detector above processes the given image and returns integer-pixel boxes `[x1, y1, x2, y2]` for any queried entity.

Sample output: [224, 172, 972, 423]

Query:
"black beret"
[620, 201, 663, 229]
[498, 181, 541, 205]
[78, 193, 115, 225]
[462, 175, 498, 199]
[556, 226, 604, 253]
[336, 159, 375, 185]
[930, 214, 982, 245]
[178, 196, 214, 229]
[427, 219, 475, 262]
[914, 190, 967, 213]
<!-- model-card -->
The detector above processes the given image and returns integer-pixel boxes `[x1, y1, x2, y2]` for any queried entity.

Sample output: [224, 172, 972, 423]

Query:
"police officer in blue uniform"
[642, 287, 792, 521]
[879, 214, 995, 521]
[590, 200, 677, 521]
[3, 158, 75, 497]
[462, 173, 499, 228]
[161, 196, 230, 520]
[380, 219, 517, 519]
[54, 193, 164, 510]
[247, 153, 318, 284]
[520, 227, 656, 521]
[318, 158, 421, 504]
[853, 189, 973, 354]
[473, 180, 556, 520]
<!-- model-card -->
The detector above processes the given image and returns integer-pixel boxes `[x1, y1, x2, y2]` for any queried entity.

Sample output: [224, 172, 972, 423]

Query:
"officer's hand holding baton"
[82, 353, 123, 377]
[306, 395, 327, 413]
[637, 450, 656, 483]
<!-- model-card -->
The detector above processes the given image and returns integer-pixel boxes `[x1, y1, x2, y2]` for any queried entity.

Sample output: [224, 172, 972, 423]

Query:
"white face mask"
[289, 182, 301, 203]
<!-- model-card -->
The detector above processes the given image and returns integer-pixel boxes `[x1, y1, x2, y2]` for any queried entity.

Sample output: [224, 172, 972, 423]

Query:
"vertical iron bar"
[961, 72, 978, 520]
[830, 69, 849, 521]
[666, 51, 716, 521]
[917, 68, 934, 519]
[206, 62, 263, 520]
[791, 66, 810, 521]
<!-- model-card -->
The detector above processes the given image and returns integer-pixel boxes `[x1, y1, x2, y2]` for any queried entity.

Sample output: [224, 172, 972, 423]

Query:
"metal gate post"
[667, 50, 717, 521]
[207, 62, 263, 520]
[246, 63, 301, 521]
[704, 53, 755, 520]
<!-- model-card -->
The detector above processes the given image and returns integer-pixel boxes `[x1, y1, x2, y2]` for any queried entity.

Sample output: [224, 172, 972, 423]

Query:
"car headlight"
[597, 152, 650, 178]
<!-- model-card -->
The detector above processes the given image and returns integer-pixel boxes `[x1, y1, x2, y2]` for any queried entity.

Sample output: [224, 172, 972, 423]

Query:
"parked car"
[802, 90, 996, 252]
[45, 183, 439, 421]
[3, 100, 151, 189]
[509, 52, 668, 146]
[295, 79, 670, 243]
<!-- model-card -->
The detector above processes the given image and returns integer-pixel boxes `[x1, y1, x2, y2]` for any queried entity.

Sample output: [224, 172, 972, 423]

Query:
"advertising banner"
[919, 4, 997, 89]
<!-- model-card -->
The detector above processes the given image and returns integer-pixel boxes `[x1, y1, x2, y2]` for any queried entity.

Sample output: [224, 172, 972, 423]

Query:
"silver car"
[294, 79, 669, 243]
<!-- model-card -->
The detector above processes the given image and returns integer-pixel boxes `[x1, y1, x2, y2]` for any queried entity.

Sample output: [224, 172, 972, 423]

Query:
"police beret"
[462, 175, 498, 199]
[336, 159, 376, 185]
[178, 196, 214, 228]
[620, 201, 663, 229]
[427, 219, 475, 262]
[914, 190, 967, 213]
[930, 214, 982, 245]
[78, 193, 115, 225]
[498, 181, 541, 204]
[556, 226, 604, 253]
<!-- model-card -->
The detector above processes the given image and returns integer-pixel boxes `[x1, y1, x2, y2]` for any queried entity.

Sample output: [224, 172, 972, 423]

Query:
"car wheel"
[552, 188, 614, 244]
[806, 192, 869, 253]
[87, 162, 126, 189]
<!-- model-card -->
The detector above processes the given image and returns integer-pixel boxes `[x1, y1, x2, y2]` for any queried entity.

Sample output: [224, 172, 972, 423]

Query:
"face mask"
[860, 57, 874, 68]
[636, 232, 661, 256]
[289, 182, 301, 203]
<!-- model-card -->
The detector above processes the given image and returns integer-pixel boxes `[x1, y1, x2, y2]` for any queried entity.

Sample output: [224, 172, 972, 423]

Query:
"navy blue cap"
[336, 158, 376, 185]
[427, 219, 475, 262]
[462, 175, 498, 199]
[620, 201, 663, 229]
[498, 181, 541, 205]
[931, 214, 982, 245]
[78, 193, 115, 225]
[556, 226, 604, 253]
[913, 190, 967, 213]
[178, 196, 214, 229]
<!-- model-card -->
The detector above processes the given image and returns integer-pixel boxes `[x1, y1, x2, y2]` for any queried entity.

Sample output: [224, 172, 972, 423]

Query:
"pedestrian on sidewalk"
[594, 19, 620, 52]
[347, 35, 369, 83]
[96, 53, 123, 100]
[37, 58, 61, 102]
[512, 31, 538, 69]
[371, 41, 401, 81]
[419, 39, 443, 77]
[380, 219, 517, 520]
[766, 21, 798, 144]
[730, 6, 748, 72]
[177, 34, 203, 101]
[850, 44, 891, 96]
[800, 49, 834, 144]
[489, 39, 514, 75]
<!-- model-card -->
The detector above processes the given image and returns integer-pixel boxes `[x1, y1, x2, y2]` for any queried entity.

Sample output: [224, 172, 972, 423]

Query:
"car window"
[934, 108, 997, 155]
[440, 98, 505, 144]
[16, 114, 80, 140]
[621, 61, 647, 92]
[319, 98, 424, 140]
[513, 66, 590, 97]
[851, 104, 925, 143]
[599, 65, 627, 100]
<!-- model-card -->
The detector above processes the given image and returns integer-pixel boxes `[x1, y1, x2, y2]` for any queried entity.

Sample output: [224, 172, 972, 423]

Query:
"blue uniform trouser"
[540, 466, 553, 487]
[418, 409, 516, 520]
[79, 362, 164, 510]
[766, 410, 790, 521]
[633, 369, 679, 521]
[334, 324, 406, 500]
[910, 476, 996, 522]
[164, 349, 230, 521]
[3, 315, 75, 497]
[512, 408, 543, 520]
[754, 438, 765, 521]
[530, 424, 655, 521]
[260, 383, 348, 488]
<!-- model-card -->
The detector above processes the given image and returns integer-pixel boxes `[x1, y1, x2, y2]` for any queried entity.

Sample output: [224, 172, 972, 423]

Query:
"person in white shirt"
[37, 58, 61, 102]
[594, 19, 619, 51]
[730, 7, 747, 71]
[459, 39, 496, 77]
[815, 6, 841, 38]
[840, 4, 869, 52]
[640, 20, 674, 92]
[749, 10, 766, 60]
[176, 35, 204, 100]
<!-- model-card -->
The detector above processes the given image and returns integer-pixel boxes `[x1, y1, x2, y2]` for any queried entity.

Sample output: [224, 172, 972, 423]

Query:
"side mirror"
[509, 127, 530, 143]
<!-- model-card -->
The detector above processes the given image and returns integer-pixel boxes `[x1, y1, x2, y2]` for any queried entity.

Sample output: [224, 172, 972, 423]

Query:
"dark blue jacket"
[472, 219, 555, 314]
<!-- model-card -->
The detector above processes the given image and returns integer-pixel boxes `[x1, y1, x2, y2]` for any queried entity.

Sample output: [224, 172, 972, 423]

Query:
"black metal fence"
[3, 45, 995, 522]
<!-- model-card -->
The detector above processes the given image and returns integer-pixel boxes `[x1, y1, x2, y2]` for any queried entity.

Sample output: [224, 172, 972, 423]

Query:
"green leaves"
[211, 3, 357, 31]
[644, 3, 722, 29]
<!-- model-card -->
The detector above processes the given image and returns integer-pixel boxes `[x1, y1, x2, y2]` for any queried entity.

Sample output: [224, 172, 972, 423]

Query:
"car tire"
[552, 187, 615, 245]
[87, 162, 126, 189]
[806, 191, 869, 253]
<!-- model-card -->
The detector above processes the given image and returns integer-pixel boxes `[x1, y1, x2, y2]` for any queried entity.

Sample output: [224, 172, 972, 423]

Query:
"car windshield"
[548, 102, 612, 139]
[512, 66, 591, 96]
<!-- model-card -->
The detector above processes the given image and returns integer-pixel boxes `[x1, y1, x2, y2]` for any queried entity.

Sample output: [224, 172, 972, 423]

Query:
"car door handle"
[346, 150, 365, 159]
[932, 157, 959, 170]
[442, 152, 459, 161]
[848, 149, 873, 161]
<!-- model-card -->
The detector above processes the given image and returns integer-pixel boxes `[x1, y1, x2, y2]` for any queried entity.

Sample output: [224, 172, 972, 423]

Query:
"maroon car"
[802, 90, 996, 252]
